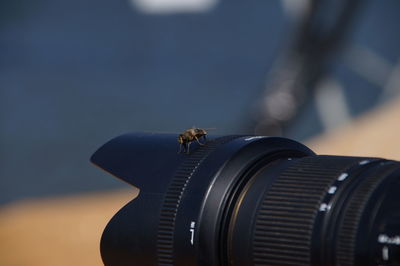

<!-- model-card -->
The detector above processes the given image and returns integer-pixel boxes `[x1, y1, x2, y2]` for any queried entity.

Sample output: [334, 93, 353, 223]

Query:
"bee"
[178, 128, 209, 154]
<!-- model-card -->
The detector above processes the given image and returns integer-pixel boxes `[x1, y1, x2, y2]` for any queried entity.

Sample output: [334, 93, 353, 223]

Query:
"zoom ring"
[252, 156, 362, 266]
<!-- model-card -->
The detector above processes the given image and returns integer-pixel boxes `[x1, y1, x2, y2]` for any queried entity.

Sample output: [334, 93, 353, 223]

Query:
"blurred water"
[1, 0, 400, 204]
[0, 0, 286, 204]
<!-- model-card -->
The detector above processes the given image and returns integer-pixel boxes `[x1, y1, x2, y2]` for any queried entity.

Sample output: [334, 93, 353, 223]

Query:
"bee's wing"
[141, 130, 179, 134]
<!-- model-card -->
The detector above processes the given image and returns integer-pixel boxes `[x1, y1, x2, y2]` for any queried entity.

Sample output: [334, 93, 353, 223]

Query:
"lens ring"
[156, 135, 242, 265]
[316, 158, 384, 264]
[251, 156, 366, 265]
[336, 161, 399, 266]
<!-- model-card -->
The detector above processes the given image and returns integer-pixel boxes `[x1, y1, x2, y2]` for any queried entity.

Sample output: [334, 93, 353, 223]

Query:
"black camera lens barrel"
[91, 133, 400, 266]
[229, 156, 400, 266]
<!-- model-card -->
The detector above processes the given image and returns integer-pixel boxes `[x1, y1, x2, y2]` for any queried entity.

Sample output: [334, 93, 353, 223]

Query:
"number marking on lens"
[382, 246, 389, 261]
[319, 203, 331, 212]
[190, 221, 196, 245]
[328, 186, 337, 194]
[378, 234, 400, 245]
[337, 173, 348, 181]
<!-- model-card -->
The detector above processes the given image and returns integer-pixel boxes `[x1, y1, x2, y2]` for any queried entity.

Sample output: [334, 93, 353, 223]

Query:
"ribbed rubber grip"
[156, 136, 241, 265]
[252, 156, 362, 266]
[336, 161, 396, 266]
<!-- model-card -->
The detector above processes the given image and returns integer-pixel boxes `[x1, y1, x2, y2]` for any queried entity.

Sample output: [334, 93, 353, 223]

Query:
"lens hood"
[91, 133, 314, 265]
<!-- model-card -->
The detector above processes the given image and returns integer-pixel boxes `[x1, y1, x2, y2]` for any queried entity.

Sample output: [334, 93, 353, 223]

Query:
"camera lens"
[91, 133, 400, 266]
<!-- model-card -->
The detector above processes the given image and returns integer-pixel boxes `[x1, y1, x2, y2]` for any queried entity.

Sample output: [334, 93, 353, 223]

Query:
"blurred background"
[1, 0, 400, 265]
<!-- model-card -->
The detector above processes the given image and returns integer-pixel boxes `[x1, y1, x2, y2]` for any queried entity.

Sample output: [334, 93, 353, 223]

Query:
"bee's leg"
[186, 142, 191, 154]
[178, 143, 183, 154]
[195, 136, 205, 146]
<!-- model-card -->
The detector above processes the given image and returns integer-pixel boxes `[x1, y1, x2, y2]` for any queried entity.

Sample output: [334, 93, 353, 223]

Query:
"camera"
[91, 133, 400, 266]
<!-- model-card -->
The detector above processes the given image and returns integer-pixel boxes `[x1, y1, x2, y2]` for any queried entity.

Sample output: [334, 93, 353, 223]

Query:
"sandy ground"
[0, 98, 399, 266]
[0, 190, 138, 266]
[307, 97, 400, 160]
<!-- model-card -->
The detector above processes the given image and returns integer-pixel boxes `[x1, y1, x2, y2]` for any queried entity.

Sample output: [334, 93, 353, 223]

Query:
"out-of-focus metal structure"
[255, 0, 364, 135]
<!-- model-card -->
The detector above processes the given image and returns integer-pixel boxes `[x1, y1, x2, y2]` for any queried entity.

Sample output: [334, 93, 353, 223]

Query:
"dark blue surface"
[0, 0, 285, 204]
[1, 0, 400, 204]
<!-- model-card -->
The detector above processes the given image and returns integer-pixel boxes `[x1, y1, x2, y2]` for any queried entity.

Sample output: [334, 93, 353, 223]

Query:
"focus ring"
[252, 156, 361, 266]
[336, 161, 396, 266]
[156, 135, 241, 265]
